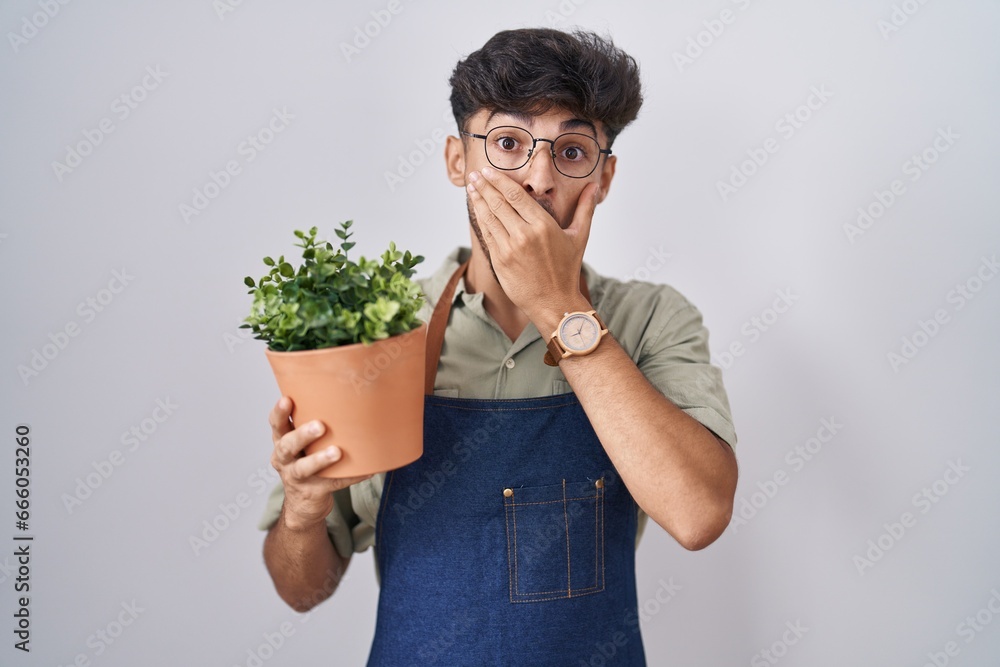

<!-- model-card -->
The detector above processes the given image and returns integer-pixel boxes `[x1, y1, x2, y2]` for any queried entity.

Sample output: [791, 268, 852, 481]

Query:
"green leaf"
[243, 224, 425, 350]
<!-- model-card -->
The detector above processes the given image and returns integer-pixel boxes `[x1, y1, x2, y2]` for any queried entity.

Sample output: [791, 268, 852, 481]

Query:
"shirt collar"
[422, 245, 602, 310]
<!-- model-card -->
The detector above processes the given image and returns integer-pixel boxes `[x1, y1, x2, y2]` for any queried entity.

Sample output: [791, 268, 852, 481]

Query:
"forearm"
[464, 155, 736, 547]
[542, 313, 737, 549]
[263, 505, 349, 611]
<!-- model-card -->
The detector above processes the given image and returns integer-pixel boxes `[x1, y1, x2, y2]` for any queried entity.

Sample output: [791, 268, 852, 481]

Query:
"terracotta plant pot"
[264, 322, 427, 478]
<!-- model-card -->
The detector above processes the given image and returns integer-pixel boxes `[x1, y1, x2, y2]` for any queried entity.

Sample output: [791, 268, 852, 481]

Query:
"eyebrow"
[485, 109, 599, 139]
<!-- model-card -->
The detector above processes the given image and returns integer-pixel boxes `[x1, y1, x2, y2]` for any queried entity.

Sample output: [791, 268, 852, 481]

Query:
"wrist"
[529, 293, 593, 338]
[280, 505, 328, 534]
[540, 307, 610, 367]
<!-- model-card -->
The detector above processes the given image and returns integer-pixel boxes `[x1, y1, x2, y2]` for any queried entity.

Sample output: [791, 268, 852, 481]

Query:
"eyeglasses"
[460, 125, 612, 179]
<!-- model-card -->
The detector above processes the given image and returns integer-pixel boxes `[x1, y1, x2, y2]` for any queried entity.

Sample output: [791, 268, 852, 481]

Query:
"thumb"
[565, 182, 600, 249]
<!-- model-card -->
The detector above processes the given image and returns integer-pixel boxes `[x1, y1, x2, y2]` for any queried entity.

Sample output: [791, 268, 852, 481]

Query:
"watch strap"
[544, 336, 567, 367]
[543, 309, 608, 366]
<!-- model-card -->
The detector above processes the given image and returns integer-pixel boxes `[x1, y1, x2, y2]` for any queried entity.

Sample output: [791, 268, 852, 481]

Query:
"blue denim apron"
[368, 259, 645, 666]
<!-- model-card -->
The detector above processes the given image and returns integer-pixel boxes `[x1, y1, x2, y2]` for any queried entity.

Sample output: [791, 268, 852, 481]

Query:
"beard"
[465, 194, 563, 286]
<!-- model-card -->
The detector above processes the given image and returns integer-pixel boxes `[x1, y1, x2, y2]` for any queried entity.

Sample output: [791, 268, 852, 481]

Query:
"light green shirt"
[258, 246, 737, 561]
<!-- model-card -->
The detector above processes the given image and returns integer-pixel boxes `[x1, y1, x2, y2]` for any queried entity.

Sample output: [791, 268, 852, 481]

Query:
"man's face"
[447, 106, 616, 272]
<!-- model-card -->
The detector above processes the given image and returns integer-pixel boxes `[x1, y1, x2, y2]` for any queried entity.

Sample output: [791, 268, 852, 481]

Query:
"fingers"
[269, 407, 372, 485]
[330, 473, 375, 491]
[566, 182, 600, 248]
[469, 167, 550, 232]
[271, 417, 326, 469]
[269, 395, 294, 443]
[479, 167, 528, 207]
[284, 442, 341, 481]
[476, 167, 548, 224]
[467, 173, 511, 246]
[266, 397, 377, 531]
[270, 395, 332, 468]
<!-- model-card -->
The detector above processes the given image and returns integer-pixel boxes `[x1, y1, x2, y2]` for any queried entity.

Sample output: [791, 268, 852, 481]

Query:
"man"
[259, 27, 738, 665]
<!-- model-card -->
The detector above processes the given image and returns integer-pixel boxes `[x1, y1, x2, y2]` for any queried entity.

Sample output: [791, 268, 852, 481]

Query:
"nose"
[520, 138, 557, 194]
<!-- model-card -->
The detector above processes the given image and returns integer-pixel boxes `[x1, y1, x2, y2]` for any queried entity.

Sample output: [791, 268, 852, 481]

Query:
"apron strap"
[424, 258, 470, 395]
[424, 257, 593, 395]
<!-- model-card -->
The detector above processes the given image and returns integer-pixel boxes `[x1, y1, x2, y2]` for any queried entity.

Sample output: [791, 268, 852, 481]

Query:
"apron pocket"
[502, 478, 606, 603]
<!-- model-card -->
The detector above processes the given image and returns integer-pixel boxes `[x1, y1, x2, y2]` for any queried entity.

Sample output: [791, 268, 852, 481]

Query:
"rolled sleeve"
[637, 302, 737, 450]
[257, 481, 359, 561]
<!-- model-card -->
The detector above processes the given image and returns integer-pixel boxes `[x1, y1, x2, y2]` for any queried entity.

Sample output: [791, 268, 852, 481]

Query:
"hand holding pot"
[269, 396, 373, 531]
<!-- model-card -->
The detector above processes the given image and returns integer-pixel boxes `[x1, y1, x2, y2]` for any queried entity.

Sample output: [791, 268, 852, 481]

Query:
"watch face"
[558, 313, 600, 353]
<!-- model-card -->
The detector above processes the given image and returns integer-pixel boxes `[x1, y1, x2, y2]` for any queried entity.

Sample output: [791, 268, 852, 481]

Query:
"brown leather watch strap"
[542, 280, 605, 367]
[543, 310, 608, 366]
[544, 336, 566, 367]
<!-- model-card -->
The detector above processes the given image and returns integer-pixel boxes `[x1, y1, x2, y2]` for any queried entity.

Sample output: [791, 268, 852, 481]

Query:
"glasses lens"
[484, 127, 533, 170]
[552, 133, 601, 178]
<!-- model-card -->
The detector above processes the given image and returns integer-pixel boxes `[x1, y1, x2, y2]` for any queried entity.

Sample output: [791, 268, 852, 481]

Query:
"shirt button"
[504, 358, 515, 369]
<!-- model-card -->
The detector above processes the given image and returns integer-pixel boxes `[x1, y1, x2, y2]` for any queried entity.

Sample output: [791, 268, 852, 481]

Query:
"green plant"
[242, 221, 425, 351]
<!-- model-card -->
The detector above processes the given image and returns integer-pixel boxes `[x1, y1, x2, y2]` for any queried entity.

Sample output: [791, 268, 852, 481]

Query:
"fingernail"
[325, 446, 340, 461]
[481, 166, 493, 177]
[310, 421, 324, 435]
[468, 171, 480, 182]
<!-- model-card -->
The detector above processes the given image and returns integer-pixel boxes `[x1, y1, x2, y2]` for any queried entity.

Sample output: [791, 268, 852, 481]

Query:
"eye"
[559, 143, 589, 162]
[493, 135, 521, 152]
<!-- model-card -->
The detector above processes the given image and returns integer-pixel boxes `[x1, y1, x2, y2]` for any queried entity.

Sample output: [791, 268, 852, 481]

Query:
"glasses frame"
[460, 125, 612, 179]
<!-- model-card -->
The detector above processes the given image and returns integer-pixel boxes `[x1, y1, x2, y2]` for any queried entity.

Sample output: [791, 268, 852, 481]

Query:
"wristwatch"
[543, 310, 609, 366]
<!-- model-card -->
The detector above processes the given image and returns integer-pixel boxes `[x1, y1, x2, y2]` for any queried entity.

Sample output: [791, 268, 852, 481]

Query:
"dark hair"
[449, 28, 643, 149]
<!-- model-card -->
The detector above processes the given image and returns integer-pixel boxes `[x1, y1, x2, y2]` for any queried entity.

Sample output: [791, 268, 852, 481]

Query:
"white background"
[2, 1, 999, 665]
